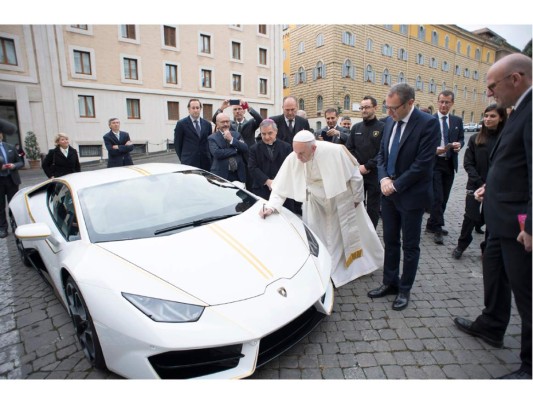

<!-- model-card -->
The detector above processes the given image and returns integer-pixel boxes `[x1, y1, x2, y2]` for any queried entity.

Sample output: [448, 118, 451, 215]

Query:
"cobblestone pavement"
[0, 141, 523, 380]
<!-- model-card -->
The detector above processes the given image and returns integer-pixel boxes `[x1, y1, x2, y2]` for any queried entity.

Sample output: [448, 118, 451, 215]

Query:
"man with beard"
[345, 96, 384, 227]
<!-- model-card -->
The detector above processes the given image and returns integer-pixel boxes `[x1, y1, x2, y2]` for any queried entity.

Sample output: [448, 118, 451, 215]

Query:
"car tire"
[65, 276, 107, 370]
[10, 217, 32, 268]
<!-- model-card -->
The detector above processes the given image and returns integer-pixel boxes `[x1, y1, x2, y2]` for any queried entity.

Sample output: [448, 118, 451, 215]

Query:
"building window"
[398, 72, 406, 83]
[258, 25, 267, 35]
[299, 98, 305, 110]
[456, 40, 462, 53]
[365, 65, 375, 83]
[201, 69, 212, 88]
[442, 81, 447, 91]
[429, 79, 436, 94]
[199, 34, 211, 54]
[466, 45, 471, 57]
[366, 38, 373, 52]
[416, 76, 423, 91]
[486, 52, 491, 63]
[231, 41, 241, 60]
[164, 26, 176, 47]
[0, 37, 17, 65]
[464, 68, 470, 78]
[259, 78, 268, 95]
[344, 95, 350, 111]
[283, 73, 288, 88]
[382, 69, 391, 85]
[123, 58, 138, 80]
[70, 25, 88, 30]
[382, 44, 392, 57]
[400, 25, 408, 35]
[418, 25, 426, 41]
[342, 31, 355, 46]
[442, 60, 449, 72]
[316, 33, 324, 47]
[342, 59, 355, 79]
[444, 35, 450, 49]
[120, 25, 136, 39]
[432, 31, 438, 46]
[398, 48, 408, 61]
[73, 50, 91, 74]
[463, 86, 468, 99]
[162, 64, 176, 85]
[126, 99, 140, 119]
[167, 101, 179, 120]
[296, 66, 306, 84]
[259, 48, 267, 66]
[298, 41, 305, 54]
[455, 65, 461, 76]
[313, 61, 325, 80]
[473, 89, 477, 101]
[475, 48, 481, 61]
[473, 70, 479, 80]
[384, 25, 392, 30]
[78, 95, 95, 118]
[79, 145, 102, 158]
[416, 53, 424, 65]
[232, 74, 242, 92]
[453, 85, 458, 97]
[317, 95, 323, 111]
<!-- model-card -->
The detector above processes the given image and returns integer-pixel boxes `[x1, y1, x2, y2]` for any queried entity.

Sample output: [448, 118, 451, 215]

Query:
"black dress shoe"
[452, 247, 463, 259]
[475, 226, 485, 234]
[367, 284, 399, 298]
[453, 317, 504, 348]
[434, 232, 444, 245]
[426, 227, 448, 235]
[498, 369, 532, 379]
[0, 229, 8, 239]
[392, 292, 410, 311]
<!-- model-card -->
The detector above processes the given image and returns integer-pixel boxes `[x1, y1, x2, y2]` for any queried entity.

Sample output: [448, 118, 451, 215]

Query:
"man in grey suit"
[174, 99, 212, 170]
[0, 124, 24, 238]
[453, 53, 532, 380]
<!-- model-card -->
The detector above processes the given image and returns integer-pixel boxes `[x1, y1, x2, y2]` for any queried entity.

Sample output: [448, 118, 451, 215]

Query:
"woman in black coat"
[42, 133, 81, 178]
[452, 104, 507, 259]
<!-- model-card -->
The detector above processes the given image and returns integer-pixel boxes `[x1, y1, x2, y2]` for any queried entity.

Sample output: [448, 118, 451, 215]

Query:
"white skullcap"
[293, 130, 316, 143]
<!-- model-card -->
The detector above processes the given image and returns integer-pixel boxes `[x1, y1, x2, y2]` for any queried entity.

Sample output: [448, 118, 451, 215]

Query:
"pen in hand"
[262, 204, 265, 219]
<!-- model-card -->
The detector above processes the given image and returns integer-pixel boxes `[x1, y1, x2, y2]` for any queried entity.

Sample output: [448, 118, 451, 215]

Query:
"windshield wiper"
[154, 214, 238, 235]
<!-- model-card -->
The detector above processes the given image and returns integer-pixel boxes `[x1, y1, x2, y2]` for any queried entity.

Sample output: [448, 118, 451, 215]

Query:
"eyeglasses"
[384, 101, 406, 113]
[487, 73, 523, 92]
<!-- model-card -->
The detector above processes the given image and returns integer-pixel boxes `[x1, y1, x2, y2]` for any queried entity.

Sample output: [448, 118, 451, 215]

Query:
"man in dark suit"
[103, 118, 134, 168]
[426, 90, 465, 244]
[0, 128, 24, 238]
[208, 113, 248, 183]
[271, 96, 310, 145]
[174, 99, 212, 170]
[319, 108, 349, 143]
[453, 53, 532, 380]
[368, 83, 440, 311]
[248, 119, 294, 212]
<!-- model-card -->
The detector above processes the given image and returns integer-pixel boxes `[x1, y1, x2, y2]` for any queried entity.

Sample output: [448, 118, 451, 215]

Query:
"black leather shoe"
[434, 232, 444, 245]
[453, 317, 504, 348]
[475, 226, 484, 234]
[367, 284, 399, 298]
[426, 227, 448, 235]
[0, 229, 8, 239]
[392, 292, 410, 311]
[498, 369, 532, 379]
[452, 247, 463, 259]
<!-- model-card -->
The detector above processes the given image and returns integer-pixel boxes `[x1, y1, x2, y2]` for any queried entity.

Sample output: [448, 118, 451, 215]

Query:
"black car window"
[46, 183, 80, 241]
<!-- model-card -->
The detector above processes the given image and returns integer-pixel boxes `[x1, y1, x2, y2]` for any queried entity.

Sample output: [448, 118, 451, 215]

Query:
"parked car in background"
[463, 122, 480, 132]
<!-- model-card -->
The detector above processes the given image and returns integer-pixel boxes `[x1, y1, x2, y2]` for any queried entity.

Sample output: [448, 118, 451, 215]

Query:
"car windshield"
[78, 170, 258, 243]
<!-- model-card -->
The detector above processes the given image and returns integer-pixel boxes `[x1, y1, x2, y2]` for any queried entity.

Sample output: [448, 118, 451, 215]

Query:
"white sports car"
[10, 163, 334, 379]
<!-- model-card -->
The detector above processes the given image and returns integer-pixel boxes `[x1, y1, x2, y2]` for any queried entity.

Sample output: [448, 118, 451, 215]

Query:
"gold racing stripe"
[126, 165, 151, 176]
[209, 224, 273, 280]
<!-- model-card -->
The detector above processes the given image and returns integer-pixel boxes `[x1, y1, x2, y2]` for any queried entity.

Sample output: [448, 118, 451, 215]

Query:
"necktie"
[442, 115, 450, 157]
[288, 119, 294, 133]
[0, 143, 9, 177]
[237, 122, 242, 133]
[194, 120, 201, 137]
[387, 120, 403, 177]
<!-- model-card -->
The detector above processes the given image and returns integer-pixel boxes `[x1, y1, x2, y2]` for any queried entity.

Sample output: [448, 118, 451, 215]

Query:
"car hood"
[97, 210, 313, 305]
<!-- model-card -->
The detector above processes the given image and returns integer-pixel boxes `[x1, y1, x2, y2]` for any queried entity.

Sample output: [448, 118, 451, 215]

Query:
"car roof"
[33, 163, 197, 193]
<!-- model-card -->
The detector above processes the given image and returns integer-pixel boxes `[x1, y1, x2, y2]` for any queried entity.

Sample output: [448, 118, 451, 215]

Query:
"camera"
[229, 99, 240, 106]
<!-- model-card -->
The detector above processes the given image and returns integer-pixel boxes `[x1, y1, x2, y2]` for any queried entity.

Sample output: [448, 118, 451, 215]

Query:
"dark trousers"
[0, 176, 19, 230]
[426, 157, 455, 231]
[474, 235, 532, 374]
[381, 196, 425, 293]
[363, 171, 381, 228]
[457, 213, 476, 251]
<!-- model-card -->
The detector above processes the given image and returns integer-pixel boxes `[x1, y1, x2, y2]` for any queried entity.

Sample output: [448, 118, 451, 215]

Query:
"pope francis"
[260, 130, 384, 287]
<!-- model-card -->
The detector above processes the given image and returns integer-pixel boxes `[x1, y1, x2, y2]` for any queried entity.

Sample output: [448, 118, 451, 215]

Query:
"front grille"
[148, 344, 244, 379]
[257, 306, 325, 367]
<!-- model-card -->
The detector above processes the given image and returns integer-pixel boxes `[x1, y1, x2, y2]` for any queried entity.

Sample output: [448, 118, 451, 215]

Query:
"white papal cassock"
[266, 139, 384, 288]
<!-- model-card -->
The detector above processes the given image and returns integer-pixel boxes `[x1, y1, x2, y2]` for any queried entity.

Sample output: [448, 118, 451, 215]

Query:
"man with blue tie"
[426, 90, 465, 244]
[368, 83, 440, 311]
[174, 99, 212, 170]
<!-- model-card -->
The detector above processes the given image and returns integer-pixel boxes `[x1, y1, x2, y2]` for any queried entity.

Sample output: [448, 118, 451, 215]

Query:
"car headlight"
[122, 293, 204, 323]
[304, 224, 320, 257]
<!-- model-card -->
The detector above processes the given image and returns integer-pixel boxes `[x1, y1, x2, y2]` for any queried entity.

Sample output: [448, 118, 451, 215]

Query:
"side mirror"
[15, 223, 52, 241]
